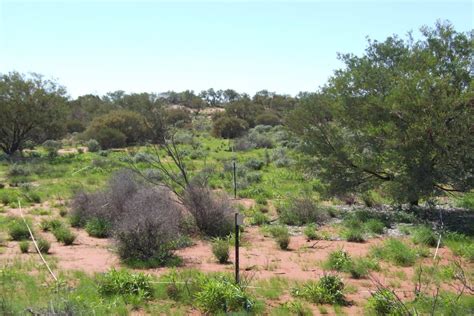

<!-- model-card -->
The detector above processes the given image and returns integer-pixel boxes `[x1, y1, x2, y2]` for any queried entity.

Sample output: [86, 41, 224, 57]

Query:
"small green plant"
[293, 274, 345, 305]
[252, 210, 269, 226]
[365, 219, 385, 235]
[211, 238, 230, 264]
[98, 269, 153, 300]
[366, 289, 405, 315]
[36, 238, 51, 254]
[349, 257, 380, 279]
[325, 249, 352, 271]
[8, 219, 30, 241]
[19, 240, 29, 253]
[194, 276, 254, 313]
[303, 223, 320, 240]
[411, 225, 439, 247]
[371, 238, 417, 266]
[343, 228, 365, 242]
[444, 232, 474, 262]
[53, 226, 76, 245]
[85, 217, 111, 238]
[59, 208, 68, 217]
[276, 233, 290, 250]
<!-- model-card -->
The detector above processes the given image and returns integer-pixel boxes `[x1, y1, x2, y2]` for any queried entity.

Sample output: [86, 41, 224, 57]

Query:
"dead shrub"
[183, 184, 234, 237]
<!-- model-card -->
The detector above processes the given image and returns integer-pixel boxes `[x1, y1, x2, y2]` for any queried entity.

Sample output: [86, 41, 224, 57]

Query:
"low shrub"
[252, 210, 269, 226]
[195, 276, 254, 313]
[86, 139, 101, 152]
[304, 223, 320, 240]
[8, 164, 31, 177]
[279, 196, 329, 226]
[325, 249, 352, 271]
[98, 269, 153, 300]
[8, 219, 30, 241]
[36, 238, 51, 254]
[211, 238, 230, 264]
[42, 140, 62, 158]
[293, 275, 345, 305]
[85, 217, 111, 238]
[19, 240, 29, 253]
[371, 238, 417, 266]
[411, 225, 439, 247]
[244, 158, 264, 171]
[276, 233, 290, 250]
[444, 232, 474, 262]
[349, 257, 380, 279]
[366, 289, 405, 315]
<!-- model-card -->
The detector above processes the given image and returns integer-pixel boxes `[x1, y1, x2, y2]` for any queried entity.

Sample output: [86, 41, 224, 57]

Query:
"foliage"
[98, 269, 153, 300]
[8, 218, 30, 241]
[36, 238, 50, 254]
[194, 276, 254, 313]
[303, 223, 320, 240]
[211, 238, 230, 264]
[278, 196, 330, 226]
[89, 127, 127, 149]
[42, 140, 62, 158]
[52, 226, 76, 245]
[444, 232, 474, 262]
[85, 217, 111, 238]
[365, 219, 385, 235]
[411, 225, 439, 247]
[371, 238, 417, 266]
[288, 22, 474, 203]
[325, 249, 352, 271]
[255, 113, 281, 126]
[0, 72, 67, 155]
[343, 228, 366, 242]
[212, 116, 249, 139]
[86, 139, 101, 152]
[293, 275, 345, 305]
[19, 240, 29, 253]
[366, 289, 406, 315]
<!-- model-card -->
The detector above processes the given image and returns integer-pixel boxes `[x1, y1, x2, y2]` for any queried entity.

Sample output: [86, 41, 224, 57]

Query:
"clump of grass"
[292, 274, 345, 305]
[365, 219, 385, 235]
[267, 225, 290, 250]
[40, 218, 63, 232]
[211, 238, 229, 264]
[8, 218, 31, 241]
[251, 210, 269, 226]
[303, 223, 320, 240]
[411, 225, 439, 247]
[444, 232, 474, 262]
[366, 289, 406, 315]
[36, 238, 51, 254]
[53, 226, 76, 245]
[371, 238, 417, 266]
[85, 217, 111, 238]
[343, 228, 365, 242]
[349, 257, 380, 279]
[98, 269, 153, 300]
[19, 240, 29, 253]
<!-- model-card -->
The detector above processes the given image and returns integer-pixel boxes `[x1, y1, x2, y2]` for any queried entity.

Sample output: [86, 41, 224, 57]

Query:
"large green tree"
[0, 72, 67, 155]
[288, 22, 473, 203]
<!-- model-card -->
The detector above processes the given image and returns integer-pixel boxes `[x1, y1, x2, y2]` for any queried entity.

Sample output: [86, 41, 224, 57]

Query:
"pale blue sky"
[0, 0, 472, 98]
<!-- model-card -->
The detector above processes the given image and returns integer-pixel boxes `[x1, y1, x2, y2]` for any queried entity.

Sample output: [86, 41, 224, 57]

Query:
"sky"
[0, 0, 472, 98]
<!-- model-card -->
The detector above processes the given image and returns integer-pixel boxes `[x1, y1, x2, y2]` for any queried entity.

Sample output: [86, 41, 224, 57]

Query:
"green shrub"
[8, 219, 30, 241]
[303, 223, 320, 240]
[36, 238, 51, 254]
[244, 158, 264, 170]
[98, 269, 153, 300]
[343, 228, 365, 242]
[365, 219, 385, 235]
[19, 240, 29, 253]
[42, 140, 62, 158]
[279, 196, 329, 226]
[371, 238, 417, 266]
[366, 289, 405, 315]
[268, 225, 290, 250]
[195, 276, 254, 313]
[252, 210, 269, 226]
[53, 226, 76, 245]
[212, 238, 230, 264]
[349, 257, 380, 279]
[212, 116, 249, 139]
[8, 164, 31, 177]
[86, 139, 101, 152]
[457, 192, 474, 209]
[444, 232, 474, 262]
[293, 275, 345, 305]
[85, 217, 111, 238]
[325, 249, 352, 271]
[411, 225, 439, 247]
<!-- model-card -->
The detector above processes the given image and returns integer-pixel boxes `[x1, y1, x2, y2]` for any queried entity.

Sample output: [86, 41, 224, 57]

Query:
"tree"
[212, 116, 249, 139]
[288, 22, 473, 204]
[0, 72, 67, 155]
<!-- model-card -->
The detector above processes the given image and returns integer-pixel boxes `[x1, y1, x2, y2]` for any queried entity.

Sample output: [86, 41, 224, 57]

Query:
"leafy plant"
[98, 269, 153, 300]
[411, 225, 439, 247]
[85, 217, 111, 238]
[325, 249, 352, 271]
[8, 218, 30, 241]
[343, 228, 365, 242]
[371, 239, 416, 266]
[53, 226, 76, 245]
[304, 223, 320, 240]
[212, 238, 230, 264]
[365, 219, 385, 235]
[19, 240, 29, 253]
[293, 275, 345, 305]
[366, 289, 406, 315]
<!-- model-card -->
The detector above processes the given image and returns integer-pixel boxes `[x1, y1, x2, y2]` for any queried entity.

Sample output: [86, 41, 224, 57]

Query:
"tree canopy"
[288, 22, 473, 203]
[0, 72, 67, 155]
